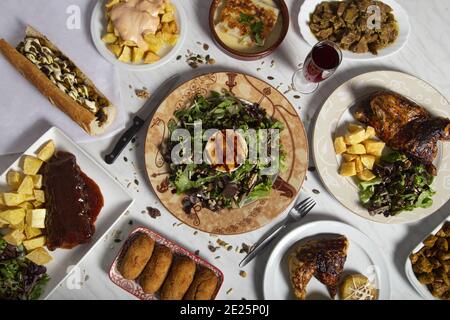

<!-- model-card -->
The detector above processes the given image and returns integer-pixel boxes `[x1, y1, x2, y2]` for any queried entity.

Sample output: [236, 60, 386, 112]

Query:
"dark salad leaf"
[166, 92, 285, 212]
[358, 151, 435, 217]
[0, 239, 50, 300]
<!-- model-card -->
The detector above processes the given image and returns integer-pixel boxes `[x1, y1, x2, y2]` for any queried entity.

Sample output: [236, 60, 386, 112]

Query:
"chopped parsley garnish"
[238, 12, 264, 46]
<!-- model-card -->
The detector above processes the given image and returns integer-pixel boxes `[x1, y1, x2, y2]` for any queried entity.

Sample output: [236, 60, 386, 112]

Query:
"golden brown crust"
[139, 245, 173, 294]
[160, 256, 196, 300]
[184, 267, 218, 300]
[118, 234, 155, 280]
[0, 26, 115, 136]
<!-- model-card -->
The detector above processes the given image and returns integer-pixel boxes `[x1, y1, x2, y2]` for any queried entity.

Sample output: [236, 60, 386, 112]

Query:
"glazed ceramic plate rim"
[108, 226, 224, 300]
[0, 127, 134, 299]
[90, 0, 187, 71]
[144, 71, 309, 234]
[263, 220, 391, 300]
[298, 0, 410, 60]
[404, 215, 450, 300]
[313, 70, 450, 224]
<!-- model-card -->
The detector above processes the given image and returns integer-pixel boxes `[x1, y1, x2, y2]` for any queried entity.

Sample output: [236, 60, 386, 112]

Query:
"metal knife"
[104, 75, 180, 164]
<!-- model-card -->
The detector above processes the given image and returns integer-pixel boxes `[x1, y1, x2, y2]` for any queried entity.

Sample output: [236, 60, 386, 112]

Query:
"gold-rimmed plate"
[313, 70, 450, 224]
[144, 72, 308, 234]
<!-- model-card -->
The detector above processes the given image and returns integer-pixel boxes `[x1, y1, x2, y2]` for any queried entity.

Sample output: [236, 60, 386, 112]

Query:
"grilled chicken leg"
[355, 91, 450, 175]
[288, 235, 349, 299]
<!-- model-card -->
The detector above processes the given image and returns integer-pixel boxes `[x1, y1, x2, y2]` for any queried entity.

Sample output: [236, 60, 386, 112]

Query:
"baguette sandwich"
[0, 26, 115, 135]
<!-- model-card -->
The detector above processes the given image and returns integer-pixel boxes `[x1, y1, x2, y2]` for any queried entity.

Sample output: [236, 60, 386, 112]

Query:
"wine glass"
[292, 40, 342, 94]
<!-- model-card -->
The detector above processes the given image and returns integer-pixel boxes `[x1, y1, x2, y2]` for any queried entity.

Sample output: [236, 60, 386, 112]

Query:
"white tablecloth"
[0, 0, 124, 154]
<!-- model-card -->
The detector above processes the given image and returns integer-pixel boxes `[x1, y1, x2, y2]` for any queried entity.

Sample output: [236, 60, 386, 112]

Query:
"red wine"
[303, 42, 341, 83]
[312, 43, 341, 70]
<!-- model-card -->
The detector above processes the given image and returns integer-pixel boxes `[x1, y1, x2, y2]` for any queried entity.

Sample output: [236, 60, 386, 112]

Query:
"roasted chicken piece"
[355, 91, 450, 175]
[288, 235, 349, 299]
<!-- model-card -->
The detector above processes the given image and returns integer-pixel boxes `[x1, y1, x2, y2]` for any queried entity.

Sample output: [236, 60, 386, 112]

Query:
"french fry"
[347, 144, 366, 155]
[118, 46, 132, 62]
[340, 161, 357, 177]
[7, 170, 22, 189]
[26, 247, 53, 265]
[17, 176, 34, 195]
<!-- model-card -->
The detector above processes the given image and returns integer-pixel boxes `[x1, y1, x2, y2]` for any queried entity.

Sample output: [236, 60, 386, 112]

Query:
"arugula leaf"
[239, 12, 254, 23]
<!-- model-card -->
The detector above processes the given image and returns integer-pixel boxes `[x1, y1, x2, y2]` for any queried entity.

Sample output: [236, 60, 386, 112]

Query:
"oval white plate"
[298, 0, 410, 60]
[90, 0, 187, 71]
[313, 70, 450, 224]
[404, 215, 450, 300]
[263, 220, 390, 300]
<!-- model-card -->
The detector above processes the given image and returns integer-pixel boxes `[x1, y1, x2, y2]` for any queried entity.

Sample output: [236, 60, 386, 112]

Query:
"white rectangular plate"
[0, 127, 134, 299]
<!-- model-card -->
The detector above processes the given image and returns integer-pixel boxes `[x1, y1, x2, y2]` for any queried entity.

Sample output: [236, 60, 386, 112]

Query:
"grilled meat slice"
[288, 235, 349, 299]
[355, 91, 450, 175]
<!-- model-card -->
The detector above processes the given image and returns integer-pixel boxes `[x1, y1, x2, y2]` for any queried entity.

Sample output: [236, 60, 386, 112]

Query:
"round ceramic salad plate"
[313, 70, 450, 224]
[144, 72, 308, 234]
[298, 0, 410, 60]
[263, 220, 391, 300]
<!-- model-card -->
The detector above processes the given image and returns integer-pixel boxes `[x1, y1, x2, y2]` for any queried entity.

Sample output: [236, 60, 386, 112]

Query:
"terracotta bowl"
[209, 0, 290, 61]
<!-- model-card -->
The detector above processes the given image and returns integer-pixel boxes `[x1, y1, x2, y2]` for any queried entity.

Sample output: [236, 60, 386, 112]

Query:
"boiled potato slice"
[102, 33, 118, 44]
[105, 0, 120, 9]
[344, 128, 366, 145]
[23, 236, 46, 251]
[363, 140, 385, 156]
[26, 247, 52, 265]
[162, 32, 179, 46]
[358, 169, 376, 181]
[0, 208, 25, 225]
[7, 170, 22, 189]
[3, 193, 26, 206]
[18, 202, 34, 210]
[32, 201, 44, 209]
[118, 46, 132, 62]
[107, 21, 114, 33]
[334, 136, 346, 155]
[365, 126, 376, 139]
[164, 3, 175, 13]
[144, 51, 161, 63]
[340, 161, 357, 177]
[25, 225, 42, 239]
[11, 219, 25, 232]
[360, 154, 376, 170]
[161, 12, 174, 23]
[169, 21, 178, 34]
[3, 229, 25, 246]
[34, 190, 45, 203]
[342, 153, 357, 161]
[23, 156, 43, 175]
[17, 176, 34, 195]
[355, 156, 364, 174]
[348, 123, 364, 133]
[31, 175, 43, 189]
[347, 144, 366, 155]
[36, 140, 55, 161]
[26, 209, 46, 229]
[107, 44, 122, 57]
[0, 217, 8, 228]
[132, 47, 145, 63]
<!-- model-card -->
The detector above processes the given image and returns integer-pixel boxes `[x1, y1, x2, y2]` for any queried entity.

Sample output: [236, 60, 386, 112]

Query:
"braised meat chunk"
[355, 91, 450, 175]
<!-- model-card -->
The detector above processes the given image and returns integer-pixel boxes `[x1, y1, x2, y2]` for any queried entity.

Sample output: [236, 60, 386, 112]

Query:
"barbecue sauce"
[43, 151, 103, 251]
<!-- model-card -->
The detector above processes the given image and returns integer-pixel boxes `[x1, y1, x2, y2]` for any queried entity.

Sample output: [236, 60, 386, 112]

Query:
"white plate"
[0, 127, 134, 299]
[298, 0, 410, 60]
[313, 70, 450, 224]
[263, 220, 390, 300]
[404, 215, 450, 300]
[90, 0, 187, 71]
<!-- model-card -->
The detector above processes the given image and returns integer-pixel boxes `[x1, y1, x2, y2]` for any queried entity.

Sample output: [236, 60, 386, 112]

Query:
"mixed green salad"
[0, 238, 49, 300]
[164, 91, 285, 213]
[359, 152, 435, 217]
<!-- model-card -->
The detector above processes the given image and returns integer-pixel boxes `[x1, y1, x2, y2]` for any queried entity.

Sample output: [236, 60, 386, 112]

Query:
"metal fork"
[239, 197, 316, 267]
